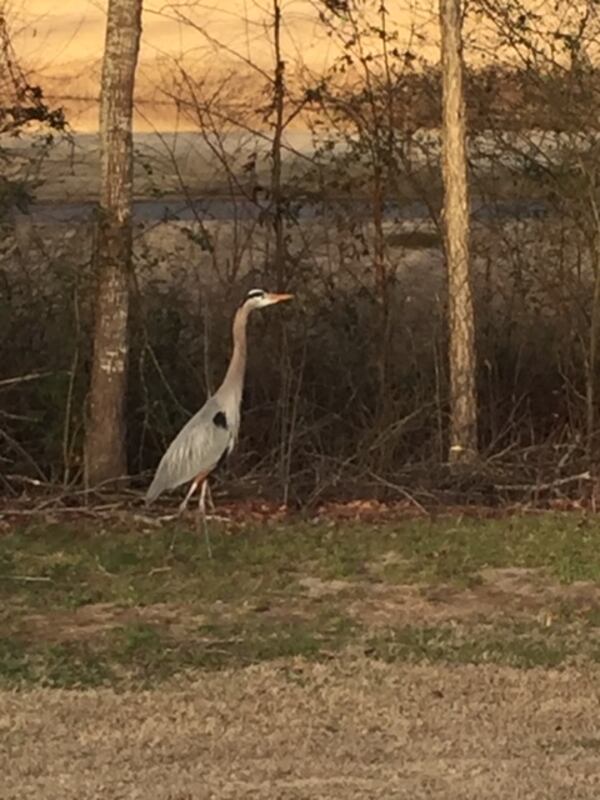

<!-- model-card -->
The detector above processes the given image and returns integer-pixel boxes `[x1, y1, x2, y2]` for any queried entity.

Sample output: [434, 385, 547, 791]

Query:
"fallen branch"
[366, 471, 430, 515]
[495, 471, 593, 493]
[0, 371, 54, 389]
[0, 502, 127, 517]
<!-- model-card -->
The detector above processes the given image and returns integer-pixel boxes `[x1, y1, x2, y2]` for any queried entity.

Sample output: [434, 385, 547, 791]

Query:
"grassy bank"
[2, 511, 600, 687]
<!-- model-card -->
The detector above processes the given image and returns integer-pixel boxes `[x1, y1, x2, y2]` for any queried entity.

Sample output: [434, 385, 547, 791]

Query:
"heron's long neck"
[219, 305, 249, 405]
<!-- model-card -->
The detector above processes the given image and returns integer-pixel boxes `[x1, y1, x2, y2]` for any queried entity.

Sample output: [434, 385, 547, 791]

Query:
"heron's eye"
[247, 289, 265, 299]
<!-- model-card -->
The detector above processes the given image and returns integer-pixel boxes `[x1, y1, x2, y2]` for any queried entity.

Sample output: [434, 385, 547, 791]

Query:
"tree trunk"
[270, 0, 291, 496]
[85, 0, 142, 486]
[270, 0, 285, 290]
[439, 0, 478, 464]
[586, 247, 600, 458]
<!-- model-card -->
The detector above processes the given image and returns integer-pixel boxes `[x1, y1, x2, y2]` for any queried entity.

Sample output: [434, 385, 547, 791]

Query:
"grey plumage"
[145, 397, 233, 503]
[145, 288, 293, 511]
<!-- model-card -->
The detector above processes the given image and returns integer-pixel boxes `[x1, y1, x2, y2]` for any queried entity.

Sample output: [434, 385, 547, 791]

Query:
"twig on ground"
[94, 556, 118, 577]
[366, 471, 430, 515]
[131, 513, 164, 527]
[0, 502, 128, 517]
[495, 471, 593, 493]
[148, 566, 172, 576]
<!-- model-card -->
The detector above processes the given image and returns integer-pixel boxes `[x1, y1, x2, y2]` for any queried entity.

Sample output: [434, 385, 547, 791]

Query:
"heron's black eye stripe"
[247, 289, 264, 299]
[213, 411, 228, 429]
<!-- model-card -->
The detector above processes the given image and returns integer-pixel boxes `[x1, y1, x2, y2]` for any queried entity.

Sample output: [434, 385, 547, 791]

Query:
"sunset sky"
[13, 1, 577, 131]
[15, 0, 440, 130]
[19, 0, 440, 70]
[20, 0, 336, 71]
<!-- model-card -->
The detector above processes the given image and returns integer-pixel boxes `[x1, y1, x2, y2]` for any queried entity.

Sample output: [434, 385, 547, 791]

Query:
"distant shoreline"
[17, 196, 550, 225]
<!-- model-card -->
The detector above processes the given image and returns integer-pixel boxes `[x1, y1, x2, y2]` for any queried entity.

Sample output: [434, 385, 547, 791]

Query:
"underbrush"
[0, 212, 593, 505]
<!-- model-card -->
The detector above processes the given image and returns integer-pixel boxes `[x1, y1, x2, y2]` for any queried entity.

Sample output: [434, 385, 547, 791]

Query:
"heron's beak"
[267, 292, 294, 304]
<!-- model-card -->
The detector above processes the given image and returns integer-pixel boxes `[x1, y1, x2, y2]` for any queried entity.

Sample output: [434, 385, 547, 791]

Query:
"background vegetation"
[2, 0, 600, 507]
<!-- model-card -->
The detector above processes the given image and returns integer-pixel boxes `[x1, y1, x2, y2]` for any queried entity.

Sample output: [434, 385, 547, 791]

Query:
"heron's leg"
[169, 479, 199, 553]
[169, 481, 201, 553]
[205, 481, 216, 513]
[198, 479, 209, 515]
[178, 477, 201, 516]
[197, 480, 213, 559]
[200, 477, 227, 521]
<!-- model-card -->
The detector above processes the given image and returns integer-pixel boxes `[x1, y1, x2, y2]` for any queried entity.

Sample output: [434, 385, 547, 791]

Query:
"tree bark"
[271, 0, 285, 290]
[440, 0, 478, 464]
[85, 0, 142, 486]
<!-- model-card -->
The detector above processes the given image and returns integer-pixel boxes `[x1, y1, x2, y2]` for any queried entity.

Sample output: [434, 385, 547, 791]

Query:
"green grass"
[3, 513, 600, 607]
[366, 623, 578, 669]
[0, 613, 358, 688]
[0, 636, 113, 688]
[3, 614, 598, 687]
[1, 512, 600, 687]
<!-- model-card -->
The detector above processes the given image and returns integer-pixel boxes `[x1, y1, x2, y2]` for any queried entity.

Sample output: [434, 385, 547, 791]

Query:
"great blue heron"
[145, 288, 293, 552]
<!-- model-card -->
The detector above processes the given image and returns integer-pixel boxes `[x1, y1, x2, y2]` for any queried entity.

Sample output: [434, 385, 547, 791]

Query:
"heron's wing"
[146, 401, 232, 503]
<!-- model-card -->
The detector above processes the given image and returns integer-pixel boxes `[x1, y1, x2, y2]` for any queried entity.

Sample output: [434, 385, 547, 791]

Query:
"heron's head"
[243, 288, 294, 310]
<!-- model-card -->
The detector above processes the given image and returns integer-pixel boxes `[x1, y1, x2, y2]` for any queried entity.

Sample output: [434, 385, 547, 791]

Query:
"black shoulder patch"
[213, 411, 228, 429]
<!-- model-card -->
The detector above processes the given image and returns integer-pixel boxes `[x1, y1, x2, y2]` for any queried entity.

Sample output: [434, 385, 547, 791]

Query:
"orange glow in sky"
[14, 1, 575, 131]
[14, 1, 441, 129]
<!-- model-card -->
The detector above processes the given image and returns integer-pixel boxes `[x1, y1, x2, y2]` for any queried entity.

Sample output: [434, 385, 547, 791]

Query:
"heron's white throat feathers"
[214, 303, 249, 440]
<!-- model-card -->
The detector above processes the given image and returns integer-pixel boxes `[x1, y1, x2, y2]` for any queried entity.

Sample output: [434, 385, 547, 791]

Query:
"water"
[20, 196, 549, 224]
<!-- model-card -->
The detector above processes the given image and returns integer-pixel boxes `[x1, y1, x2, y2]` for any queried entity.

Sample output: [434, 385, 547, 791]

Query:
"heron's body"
[145, 289, 292, 517]
[145, 395, 236, 503]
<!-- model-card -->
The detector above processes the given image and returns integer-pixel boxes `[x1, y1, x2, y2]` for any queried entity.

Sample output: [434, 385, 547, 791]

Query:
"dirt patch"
[18, 603, 208, 643]
[348, 567, 600, 628]
[13, 568, 600, 644]
[2, 657, 600, 800]
[297, 576, 354, 599]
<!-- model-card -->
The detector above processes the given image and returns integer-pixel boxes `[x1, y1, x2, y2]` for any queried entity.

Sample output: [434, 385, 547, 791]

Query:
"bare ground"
[2, 658, 600, 800]
[3, 514, 600, 798]
[13, 566, 600, 642]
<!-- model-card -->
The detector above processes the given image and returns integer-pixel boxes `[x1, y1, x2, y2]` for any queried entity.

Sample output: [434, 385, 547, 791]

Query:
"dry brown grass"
[2, 514, 600, 797]
[2, 657, 600, 799]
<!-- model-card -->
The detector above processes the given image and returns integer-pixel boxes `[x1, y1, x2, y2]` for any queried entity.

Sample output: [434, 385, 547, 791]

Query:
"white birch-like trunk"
[440, 0, 478, 464]
[85, 0, 142, 485]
